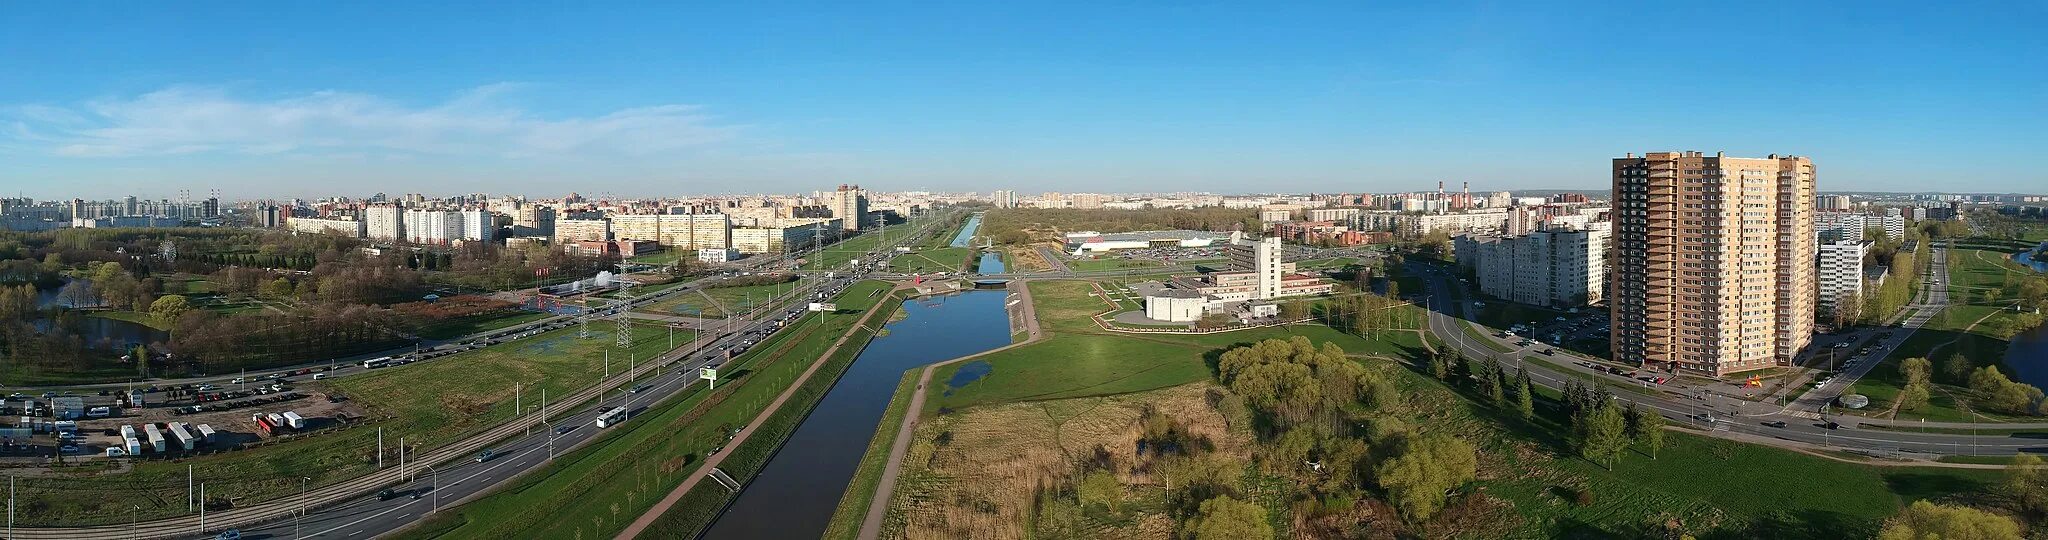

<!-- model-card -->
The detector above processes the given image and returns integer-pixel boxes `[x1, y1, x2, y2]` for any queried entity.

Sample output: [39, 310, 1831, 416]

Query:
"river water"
[702, 289, 1012, 539]
[2014, 241, 2048, 272]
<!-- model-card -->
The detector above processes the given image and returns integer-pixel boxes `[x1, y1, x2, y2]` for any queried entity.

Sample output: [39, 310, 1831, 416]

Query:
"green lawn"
[399, 281, 903, 540]
[91, 309, 171, 330]
[887, 246, 974, 273]
[11, 318, 688, 526]
[627, 250, 684, 265]
[414, 310, 553, 340]
[636, 290, 727, 319]
[702, 281, 804, 315]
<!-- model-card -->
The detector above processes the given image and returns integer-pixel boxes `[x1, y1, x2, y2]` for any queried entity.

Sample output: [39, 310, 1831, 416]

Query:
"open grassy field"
[635, 290, 727, 319]
[9, 319, 687, 526]
[888, 246, 974, 274]
[397, 280, 903, 540]
[702, 280, 804, 315]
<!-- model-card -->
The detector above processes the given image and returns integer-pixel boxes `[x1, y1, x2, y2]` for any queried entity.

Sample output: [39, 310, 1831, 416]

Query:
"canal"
[702, 289, 1012, 539]
[948, 213, 983, 248]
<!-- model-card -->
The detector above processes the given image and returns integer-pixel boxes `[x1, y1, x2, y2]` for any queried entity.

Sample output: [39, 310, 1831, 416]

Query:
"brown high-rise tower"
[1610, 151, 1815, 377]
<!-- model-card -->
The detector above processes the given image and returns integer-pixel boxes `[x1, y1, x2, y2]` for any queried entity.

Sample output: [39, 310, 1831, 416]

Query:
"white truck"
[144, 423, 166, 453]
[282, 411, 307, 429]
[195, 424, 217, 443]
[168, 422, 196, 451]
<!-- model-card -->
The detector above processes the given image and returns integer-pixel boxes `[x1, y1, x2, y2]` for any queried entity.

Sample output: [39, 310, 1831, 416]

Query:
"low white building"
[1143, 289, 1207, 322]
[1064, 230, 1228, 254]
[698, 247, 741, 263]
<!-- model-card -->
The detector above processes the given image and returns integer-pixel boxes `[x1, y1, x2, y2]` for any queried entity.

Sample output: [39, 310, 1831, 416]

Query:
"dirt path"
[614, 282, 913, 540]
[857, 279, 1042, 540]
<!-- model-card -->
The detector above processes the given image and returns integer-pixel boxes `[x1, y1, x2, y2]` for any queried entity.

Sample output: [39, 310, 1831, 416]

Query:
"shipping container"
[195, 424, 217, 443]
[282, 411, 307, 429]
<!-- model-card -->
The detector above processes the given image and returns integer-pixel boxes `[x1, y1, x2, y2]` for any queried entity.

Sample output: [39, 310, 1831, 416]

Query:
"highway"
[1415, 261, 2039, 460]
[2, 211, 966, 539]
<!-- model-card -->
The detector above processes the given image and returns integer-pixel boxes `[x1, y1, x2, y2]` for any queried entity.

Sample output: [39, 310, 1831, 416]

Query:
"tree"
[1942, 353, 1975, 385]
[261, 277, 294, 300]
[1427, 350, 1450, 380]
[1971, 366, 2047, 415]
[1188, 495, 1272, 540]
[1516, 376, 1535, 420]
[1076, 470, 1122, 513]
[1636, 409, 1666, 459]
[2003, 453, 2048, 514]
[1374, 432, 1478, 520]
[149, 295, 193, 325]
[1578, 401, 1630, 470]
[1877, 500, 2022, 540]
[1898, 357, 1933, 411]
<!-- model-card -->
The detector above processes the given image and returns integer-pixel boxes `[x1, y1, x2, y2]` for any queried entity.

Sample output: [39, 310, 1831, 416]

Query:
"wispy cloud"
[1, 85, 738, 159]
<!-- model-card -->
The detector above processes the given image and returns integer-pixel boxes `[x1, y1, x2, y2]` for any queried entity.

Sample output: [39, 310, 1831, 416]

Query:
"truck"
[121, 425, 142, 455]
[144, 423, 166, 453]
[265, 413, 287, 431]
[282, 411, 307, 429]
[594, 407, 627, 428]
[195, 424, 217, 443]
[252, 416, 275, 437]
[167, 422, 196, 451]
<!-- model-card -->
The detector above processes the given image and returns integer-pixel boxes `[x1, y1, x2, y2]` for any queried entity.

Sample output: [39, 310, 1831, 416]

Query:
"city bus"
[361, 356, 395, 369]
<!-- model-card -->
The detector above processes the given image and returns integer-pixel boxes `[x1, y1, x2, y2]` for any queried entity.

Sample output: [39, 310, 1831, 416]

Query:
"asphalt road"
[1416, 261, 2038, 460]
[1791, 242, 1952, 410]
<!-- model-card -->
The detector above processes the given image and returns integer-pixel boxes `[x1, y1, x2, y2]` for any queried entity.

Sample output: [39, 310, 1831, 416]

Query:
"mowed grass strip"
[395, 281, 899, 539]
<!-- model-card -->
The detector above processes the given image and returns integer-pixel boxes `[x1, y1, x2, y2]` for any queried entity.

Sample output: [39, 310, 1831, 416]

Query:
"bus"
[594, 407, 628, 428]
[361, 356, 395, 369]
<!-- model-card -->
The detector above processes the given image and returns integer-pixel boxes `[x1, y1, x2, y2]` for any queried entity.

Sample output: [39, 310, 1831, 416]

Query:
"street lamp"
[297, 476, 309, 539]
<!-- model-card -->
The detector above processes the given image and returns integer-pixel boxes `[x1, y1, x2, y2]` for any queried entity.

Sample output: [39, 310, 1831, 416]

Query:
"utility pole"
[188, 464, 193, 511]
[199, 482, 206, 534]
[377, 427, 384, 469]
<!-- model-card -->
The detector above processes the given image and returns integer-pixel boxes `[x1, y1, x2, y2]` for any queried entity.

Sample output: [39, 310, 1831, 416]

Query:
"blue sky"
[2, 1, 2043, 200]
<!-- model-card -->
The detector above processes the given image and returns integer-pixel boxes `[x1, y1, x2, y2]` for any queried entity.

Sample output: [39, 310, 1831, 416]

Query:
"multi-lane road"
[4, 211, 966, 540]
[1417, 260, 2039, 460]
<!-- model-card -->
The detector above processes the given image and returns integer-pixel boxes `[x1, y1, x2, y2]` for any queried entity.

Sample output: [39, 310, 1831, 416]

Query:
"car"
[215, 530, 242, 540]
[378, 489, 400, 501]
[1539, 348, 1556, 355]
[555, 425, 575, 435]
[1824, 421, 1842, 430]
[312, 373, 326, 380]
[1831, 342, 1850, 349]
[1763, 421, 1788, 428]
[475, 450, 496, 463]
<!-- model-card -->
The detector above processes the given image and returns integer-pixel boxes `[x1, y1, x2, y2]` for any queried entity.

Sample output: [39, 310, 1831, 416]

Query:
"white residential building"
[401, 209, 492, 244]
[364, 205, 404, 241]
[1876, 214, 1906, 241]
[285, 217, 364, 237]
[1818, 240, 1870, 315]
[1816, 212, 1867, 244]
[1454, 222, 1609, 308]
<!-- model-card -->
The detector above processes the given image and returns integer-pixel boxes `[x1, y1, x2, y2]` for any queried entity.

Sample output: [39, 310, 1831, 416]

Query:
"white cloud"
[3, 85, 738, 159]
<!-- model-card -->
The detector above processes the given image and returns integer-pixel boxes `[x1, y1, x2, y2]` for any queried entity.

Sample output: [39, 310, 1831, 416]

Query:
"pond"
[34, 315, 169, 351]
[702, 289, 1011, 539]
[941, 360, 993, 396]
[2014, 241, 2048, 273]
[2009, 321, 2048, 388]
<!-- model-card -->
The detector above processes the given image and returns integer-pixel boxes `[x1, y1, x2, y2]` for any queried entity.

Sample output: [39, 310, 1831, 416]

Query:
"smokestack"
[1437, 181, 1446, 215]
[1462, 182, 1470, 210]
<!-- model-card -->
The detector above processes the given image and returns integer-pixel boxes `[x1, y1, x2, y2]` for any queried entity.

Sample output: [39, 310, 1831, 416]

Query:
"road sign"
[701, 366, 718, 389]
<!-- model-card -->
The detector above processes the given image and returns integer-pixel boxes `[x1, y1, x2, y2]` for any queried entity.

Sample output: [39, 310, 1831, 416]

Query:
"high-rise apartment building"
[365, 204, 405, 241]
[1610, 151, 1815, 377]
[827, 185, 868, 231]
[1228, 236, 1286, 300]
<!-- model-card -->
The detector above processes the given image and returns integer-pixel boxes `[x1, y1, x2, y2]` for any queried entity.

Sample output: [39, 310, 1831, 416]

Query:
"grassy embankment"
[395, 280, 901, 539]
[13, 319, 684, 526]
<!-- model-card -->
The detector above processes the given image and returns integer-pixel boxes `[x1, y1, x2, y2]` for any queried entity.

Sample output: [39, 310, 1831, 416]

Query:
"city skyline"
[4, 2, 2045, 198]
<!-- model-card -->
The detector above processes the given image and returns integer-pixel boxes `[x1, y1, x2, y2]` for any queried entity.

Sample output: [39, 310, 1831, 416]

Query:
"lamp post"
[297, 476, 309, 539]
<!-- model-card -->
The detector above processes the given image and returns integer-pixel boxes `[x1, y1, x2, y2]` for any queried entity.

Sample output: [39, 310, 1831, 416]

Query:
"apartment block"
[553, 219, 612, 244]
[1610, 151, 1815, 377]
[1818, 240, 1869, 317]
[610, 214, 730, 251]
[1454, 222, 1608, 308]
